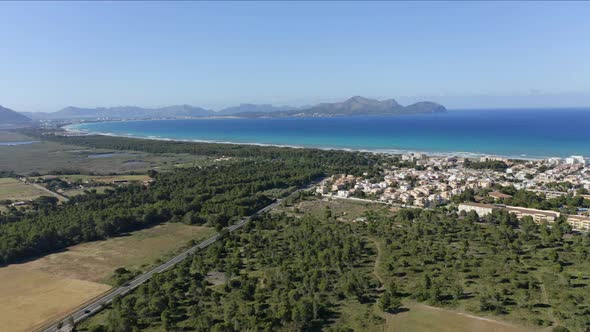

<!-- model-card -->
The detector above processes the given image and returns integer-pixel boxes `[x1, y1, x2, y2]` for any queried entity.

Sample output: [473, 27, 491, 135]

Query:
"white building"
[458, 203, 496, 217]
[567, 215, 590, 232]
[336, 190, 350, 198]
[316, 185, 328, 195]
[566, 155, 586, 165]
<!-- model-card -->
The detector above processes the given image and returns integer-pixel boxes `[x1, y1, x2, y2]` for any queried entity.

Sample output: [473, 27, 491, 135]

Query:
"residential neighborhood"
[317, 153, 590, 232]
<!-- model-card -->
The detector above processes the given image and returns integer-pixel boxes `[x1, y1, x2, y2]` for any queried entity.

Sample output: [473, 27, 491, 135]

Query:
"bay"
[66, 108, 590, 159]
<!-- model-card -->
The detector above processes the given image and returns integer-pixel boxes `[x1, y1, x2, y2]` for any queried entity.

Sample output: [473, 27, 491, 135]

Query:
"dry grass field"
[336, 296, 544, 332]
[0, 131, 31, 142]
[0, 266, 110, 332]
[0, 223, 214, 331]
[382, 302, 545, 332]
[279, 196, 395, 222]
[0, 177, 47, 201]
[17, 223, 215, 283]
[46, 174, 151, 184]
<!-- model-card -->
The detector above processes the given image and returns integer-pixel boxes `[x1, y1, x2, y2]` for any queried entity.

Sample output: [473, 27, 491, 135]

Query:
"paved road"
[42, 181, 318, 332]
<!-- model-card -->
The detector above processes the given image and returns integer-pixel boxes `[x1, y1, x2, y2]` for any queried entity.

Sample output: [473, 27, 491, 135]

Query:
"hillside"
[235, 96, 446, 117]
[0, 106, 32, 124]
[306, 96, 402, 115]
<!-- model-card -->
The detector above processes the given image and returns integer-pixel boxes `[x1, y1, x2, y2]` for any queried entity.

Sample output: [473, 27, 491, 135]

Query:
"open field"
[0, 131, 33, 142]
[61, 186, 111, 197]
[15, 223, 215, 283]
[0, 223, 214, 331]
[277, 195, 396, 221]
[337, 300, 544, 332]
[0, 177, 48, 201]
[34, 174, 150, 184]
[0, 131, 212, 175]
[382, 302, 544, 332]
[61, 174, 149, 183]
[0, 266, 110, 332]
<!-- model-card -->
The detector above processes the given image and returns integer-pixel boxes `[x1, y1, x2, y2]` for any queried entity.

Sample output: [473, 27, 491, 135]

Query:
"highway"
[42, 181, 317, 332]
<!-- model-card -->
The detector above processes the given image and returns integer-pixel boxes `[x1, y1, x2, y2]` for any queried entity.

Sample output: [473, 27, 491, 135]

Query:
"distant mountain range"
[16, 96, 446, 121]
[216, 104, 300, 115]
[0, 106, 32, 125]
[232, 97, 446, 118]
[21, 105, 212, 120]
[20, 104, 300, 120]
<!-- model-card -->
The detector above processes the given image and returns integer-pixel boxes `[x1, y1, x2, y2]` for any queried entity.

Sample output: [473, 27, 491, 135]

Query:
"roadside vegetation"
[83, 212, 377, 331]
[80, 199, 589, 332]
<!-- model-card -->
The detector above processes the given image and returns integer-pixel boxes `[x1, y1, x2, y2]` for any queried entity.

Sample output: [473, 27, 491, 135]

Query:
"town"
[317, 153, 590, 232]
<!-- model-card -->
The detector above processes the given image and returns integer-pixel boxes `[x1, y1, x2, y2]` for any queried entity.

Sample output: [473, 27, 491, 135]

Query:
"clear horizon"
[1, 1, 589, 112]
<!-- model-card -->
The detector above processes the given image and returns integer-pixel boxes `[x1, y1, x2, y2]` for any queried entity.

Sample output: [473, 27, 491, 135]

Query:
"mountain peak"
[307, 96, 403, 114]
[342, 96, 400, 108]
[346, 96, 373, 103]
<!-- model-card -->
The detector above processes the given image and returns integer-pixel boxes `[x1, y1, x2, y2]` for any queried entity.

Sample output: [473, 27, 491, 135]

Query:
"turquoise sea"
[66, 108, 590, 159]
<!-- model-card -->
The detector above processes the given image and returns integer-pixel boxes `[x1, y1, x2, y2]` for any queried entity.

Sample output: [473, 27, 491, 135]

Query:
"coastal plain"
[2, 129, 588, 331]
[0, 131, 213, 176]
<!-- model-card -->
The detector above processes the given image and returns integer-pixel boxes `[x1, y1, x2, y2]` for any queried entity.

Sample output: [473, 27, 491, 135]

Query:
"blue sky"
[1, 1, 589, 112]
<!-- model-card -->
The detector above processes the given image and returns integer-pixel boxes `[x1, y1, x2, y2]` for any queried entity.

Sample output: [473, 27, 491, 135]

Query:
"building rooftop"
[458, 202, 497, 209]
[505, 206, 560, 218]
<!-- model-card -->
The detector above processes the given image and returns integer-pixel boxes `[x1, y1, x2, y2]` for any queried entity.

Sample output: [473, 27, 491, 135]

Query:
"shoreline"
[62, 124, 550, 161]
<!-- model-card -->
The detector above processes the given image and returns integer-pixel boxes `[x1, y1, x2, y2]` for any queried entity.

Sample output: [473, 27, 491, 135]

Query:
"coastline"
[62, 123, 547, 161]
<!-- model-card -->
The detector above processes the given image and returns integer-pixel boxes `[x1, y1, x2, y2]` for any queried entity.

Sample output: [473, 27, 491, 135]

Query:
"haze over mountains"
[19, 104, 302, 120]
[22, 105, 212, 120]
[0, 106, 32, 126]
[234, 96, 446, 118]
[216, 104, 301, 115]
[14, 96, 446, 121]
